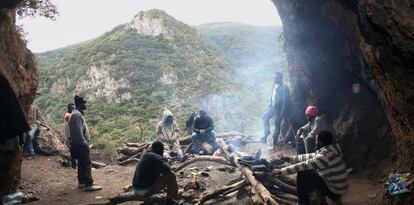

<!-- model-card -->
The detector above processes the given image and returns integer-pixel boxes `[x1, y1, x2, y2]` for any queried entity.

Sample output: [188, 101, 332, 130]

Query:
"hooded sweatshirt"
[156, 109, 179, 143]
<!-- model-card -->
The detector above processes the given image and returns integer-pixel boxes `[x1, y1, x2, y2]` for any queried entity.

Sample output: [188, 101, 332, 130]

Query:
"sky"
[18, 0, 282, 52]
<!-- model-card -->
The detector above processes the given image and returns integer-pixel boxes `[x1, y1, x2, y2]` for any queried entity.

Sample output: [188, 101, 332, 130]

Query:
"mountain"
[35, 11, 289, 154]
[35, 9, 233, 152]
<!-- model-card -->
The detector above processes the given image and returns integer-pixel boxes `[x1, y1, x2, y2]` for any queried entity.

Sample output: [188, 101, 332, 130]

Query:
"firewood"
[116, 154, 130, 162]
[278, 175, 296, 186]
[216, 138, 279, 205]
[91, 192, 166, 205]
[172, 156, 234, 172]
[117, 147, 139, 156]
[254, 172, 297, 195]
[272, 195, 297, 205]
[198, 180, 248, 204]
[124, 142, 146, 148]
[91, 161, 107, 169]
[118, 158, 139, 166]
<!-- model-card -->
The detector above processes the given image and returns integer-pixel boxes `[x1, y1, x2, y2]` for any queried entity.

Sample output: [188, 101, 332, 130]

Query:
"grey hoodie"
[69, 109, 90, 145]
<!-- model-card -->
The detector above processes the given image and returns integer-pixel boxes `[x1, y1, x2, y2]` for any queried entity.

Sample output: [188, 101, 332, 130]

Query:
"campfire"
[94, 133, 298, 205]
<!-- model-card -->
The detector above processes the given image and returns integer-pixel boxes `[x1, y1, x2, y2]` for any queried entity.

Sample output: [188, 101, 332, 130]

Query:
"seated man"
[156, 109, 183, 160]
[132, 141, 178, 205]
[296, 106, 336, 154]
[273, 131, 348, 205]
[189, 110, 218, 155]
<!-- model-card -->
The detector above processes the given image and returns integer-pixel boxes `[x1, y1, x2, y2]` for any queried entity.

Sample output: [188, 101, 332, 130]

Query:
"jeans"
[297, 171, 340, 205]
[190, 130, 218, 154]
[70, 143, 93, 186]
[304, 135, 316, 153]
[262, 105, 282, 141]
[134, 172, 178, 199]
[23, 124, 38, 156]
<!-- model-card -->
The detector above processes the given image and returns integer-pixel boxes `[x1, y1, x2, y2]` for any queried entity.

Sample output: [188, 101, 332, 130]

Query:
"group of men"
[262, 72, 347, 205]
[62, 72, 347, 205]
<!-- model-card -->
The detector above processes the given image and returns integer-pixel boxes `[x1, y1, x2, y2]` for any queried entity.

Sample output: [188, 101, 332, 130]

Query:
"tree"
[16, 0, 58, 19]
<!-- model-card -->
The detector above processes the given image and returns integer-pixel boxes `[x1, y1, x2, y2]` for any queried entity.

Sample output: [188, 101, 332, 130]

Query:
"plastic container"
[267, 135, 274, 150]
[2, 191, 26, 205]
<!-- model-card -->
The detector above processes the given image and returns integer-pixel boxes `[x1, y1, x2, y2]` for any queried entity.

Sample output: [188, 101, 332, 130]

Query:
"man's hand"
[271, 169, 282, 177]
[279, 155, 291, 163]
[200, 129, 205, 134]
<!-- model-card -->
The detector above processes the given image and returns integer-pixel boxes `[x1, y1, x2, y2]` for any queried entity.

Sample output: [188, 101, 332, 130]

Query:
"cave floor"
[20, 144, 383, 205]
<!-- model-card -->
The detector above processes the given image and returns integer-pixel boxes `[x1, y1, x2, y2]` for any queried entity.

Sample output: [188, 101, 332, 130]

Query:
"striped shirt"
[281, 143, 348, 195]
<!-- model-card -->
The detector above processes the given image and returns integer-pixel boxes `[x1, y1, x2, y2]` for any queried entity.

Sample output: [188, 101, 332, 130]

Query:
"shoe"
[26, 155, 34, 160]
[78, 184, 86, 188]
[71, 159, 78, 169]
[82, 185, 103, 191]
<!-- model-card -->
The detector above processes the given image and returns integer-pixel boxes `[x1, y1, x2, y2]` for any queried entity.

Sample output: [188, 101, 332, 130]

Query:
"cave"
[1, 0, 413, 203]
[270, 0, 414, 173]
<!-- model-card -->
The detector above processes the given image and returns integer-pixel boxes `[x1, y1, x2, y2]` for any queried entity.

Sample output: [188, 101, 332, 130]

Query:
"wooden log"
[255, 172, 297, 195]
[173, 156, 234, 172]
[278, 175, 296, 186]
[118, 158, 139, 166]
[273, 196, 296, 205]
[198, 180, 248, 204]
[91, 192, 166, 205]
[117, 147, 139, 156]
[178, 135, 192, 145]
[216, 138, 279, 205]
[116, 154, 130, 162]
[217, 132, 251, 139]
[124, 142, 147, 148]
[91, 161, 107, 169]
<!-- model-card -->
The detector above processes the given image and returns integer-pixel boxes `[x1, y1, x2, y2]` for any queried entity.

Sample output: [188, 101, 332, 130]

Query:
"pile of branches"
[116, 142, 150, 165]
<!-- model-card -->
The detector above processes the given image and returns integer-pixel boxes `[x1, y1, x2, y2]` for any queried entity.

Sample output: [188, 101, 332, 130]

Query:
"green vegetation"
[35, 10, 287, 154]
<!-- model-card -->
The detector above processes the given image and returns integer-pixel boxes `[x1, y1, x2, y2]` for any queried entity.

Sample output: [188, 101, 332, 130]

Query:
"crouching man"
[156, 109, 183, 160]
[188, 110, 218, 155]
[272, 131, 348, 205]
[132, 141, 178, 205]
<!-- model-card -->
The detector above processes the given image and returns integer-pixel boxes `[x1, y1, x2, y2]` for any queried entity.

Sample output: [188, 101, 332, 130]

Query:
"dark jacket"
[193, 115, 214, 133]
[133, 151, 171, 189]
[0, 75, 30, 144]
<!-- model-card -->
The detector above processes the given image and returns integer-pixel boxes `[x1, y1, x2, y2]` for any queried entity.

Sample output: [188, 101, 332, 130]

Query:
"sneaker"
[78, 184, 86, 188]
[26, 155, 34, 160]
[82, 185, 103, 191]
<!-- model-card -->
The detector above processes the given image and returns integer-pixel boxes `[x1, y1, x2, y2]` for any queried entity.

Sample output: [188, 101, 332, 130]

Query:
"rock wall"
[272, 0, 414, 171]
[0, 2, 38, 196]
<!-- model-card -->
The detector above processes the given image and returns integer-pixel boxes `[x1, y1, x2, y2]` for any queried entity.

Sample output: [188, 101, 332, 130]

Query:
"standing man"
[23, 105, 45, 160]
[156, 109, 183, 160]
[69, 95, 102, 191]
[262, 72, 291, 143]
[132, 141, 178, 205]
[190, 110, 218, 155]
[272, 131, 348, 205]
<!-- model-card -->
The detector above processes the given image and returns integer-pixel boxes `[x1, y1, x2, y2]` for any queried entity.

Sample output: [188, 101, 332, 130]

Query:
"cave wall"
[0, 2, 38, 196]
[272, 0, 414, 172]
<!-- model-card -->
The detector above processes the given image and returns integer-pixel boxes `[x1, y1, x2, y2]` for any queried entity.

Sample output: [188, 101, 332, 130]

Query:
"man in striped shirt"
[272, 131, 348, 205]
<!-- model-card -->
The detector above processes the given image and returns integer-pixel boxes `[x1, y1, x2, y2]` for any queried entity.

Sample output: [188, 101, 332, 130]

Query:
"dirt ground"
[20, 144, 384, 205]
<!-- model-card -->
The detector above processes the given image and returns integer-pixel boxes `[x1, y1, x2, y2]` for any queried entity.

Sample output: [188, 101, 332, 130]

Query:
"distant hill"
[35, 9, 233, 152]
[35, 12, 288, 153]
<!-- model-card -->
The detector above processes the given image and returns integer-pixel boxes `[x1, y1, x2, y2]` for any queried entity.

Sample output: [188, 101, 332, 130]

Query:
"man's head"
[74, 95, 87, 111]
[151, 141, 164, 156]
[274, 72, 283, 85]
[305, 105, 318, 122]
[198, 110, 207, 118]
[316, 131, 334, 150]
[67, 103, 75, 113]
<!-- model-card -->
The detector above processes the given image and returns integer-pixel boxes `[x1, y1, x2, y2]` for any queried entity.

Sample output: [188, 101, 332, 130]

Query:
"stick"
[255, 172, 297, 195]
[98, 192, 166, 205]
[118, 158, 139, 166]
[217, 138, 279, 205]
[198, 180, 248, 204]
[173, 156, 234, 172]
[91, 161, 107, 169]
